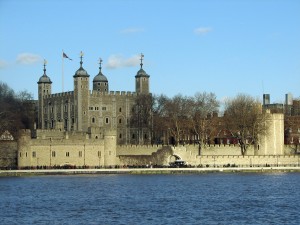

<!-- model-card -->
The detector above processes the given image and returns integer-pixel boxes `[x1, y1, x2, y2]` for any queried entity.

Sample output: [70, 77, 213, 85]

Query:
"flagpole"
[62, 50, 64, 92]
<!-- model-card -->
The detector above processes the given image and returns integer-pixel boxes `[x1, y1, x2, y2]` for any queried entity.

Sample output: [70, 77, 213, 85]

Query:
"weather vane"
[99, 58, 103, 71]
[140, 53, 144, 68]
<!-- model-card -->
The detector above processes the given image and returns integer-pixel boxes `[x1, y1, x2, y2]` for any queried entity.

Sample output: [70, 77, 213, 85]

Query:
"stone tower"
[93, 58, 109, 93]
[37, 60, 52, 129]
[135, 53, 150, 94]
[260, 111, 284, 155]
[73, 52, 90, 132]
[104, 129, 117, 166]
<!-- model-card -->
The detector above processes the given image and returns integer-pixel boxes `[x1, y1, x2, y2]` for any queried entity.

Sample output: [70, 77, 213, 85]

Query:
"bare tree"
[191, 92, 219, 154]
[224, 93, 270, 156]
[130, 94, 154, 144]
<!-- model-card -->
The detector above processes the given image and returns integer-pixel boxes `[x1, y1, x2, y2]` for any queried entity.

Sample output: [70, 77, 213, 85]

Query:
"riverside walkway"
[1, 167, 300, 176]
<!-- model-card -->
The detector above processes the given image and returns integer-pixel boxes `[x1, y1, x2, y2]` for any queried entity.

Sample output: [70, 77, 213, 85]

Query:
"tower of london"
[37, 52, 151, 145]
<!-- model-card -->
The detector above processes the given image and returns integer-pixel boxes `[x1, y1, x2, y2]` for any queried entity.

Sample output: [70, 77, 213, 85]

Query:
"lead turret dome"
[37, 60, 52, 84]
[73, 52, 89, 78]
[93, 59, 108, 82]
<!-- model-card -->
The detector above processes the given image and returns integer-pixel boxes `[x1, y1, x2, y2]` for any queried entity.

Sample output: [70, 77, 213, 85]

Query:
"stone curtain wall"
[0, 141, 17, 168]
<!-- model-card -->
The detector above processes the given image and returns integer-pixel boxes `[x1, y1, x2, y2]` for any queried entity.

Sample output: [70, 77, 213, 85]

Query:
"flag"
[63, 52, 72, 60]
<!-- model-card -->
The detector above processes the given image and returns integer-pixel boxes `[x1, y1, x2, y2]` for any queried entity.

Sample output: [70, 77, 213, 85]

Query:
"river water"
[0, 173, 299, 225]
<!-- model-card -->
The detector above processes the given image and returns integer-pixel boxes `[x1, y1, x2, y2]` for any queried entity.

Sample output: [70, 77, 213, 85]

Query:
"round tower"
[135, 53, 150, 94]
[73, 51, 90, 132]
[37, 60, 52, 129]
[93, 58, 109, 92]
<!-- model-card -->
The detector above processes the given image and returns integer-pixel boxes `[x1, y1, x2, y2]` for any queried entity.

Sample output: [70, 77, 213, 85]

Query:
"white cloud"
[0, 60, 8, 69]
[120, 28, 145, 34]
[106, 54, 140, 69]
[16, 53, 42, 65]
[194, 27, 213, 35]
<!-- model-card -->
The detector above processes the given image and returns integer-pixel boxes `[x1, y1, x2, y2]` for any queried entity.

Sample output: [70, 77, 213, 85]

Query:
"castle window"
[64, 105, 68, 112]
[19, 152, 22, 157]
[51, 107, 53, 113]
[105, 83, 107, 86]
[132, 134, 135, 139]
[26, 152, 28, 157]
[98, 89, 100, 91]
[52, 151, 56, 157]
[144, 134, 148, 139]
[105, 118, 109, 124]
[119, 107, 122, 112]
[104, 89, 107, 91]
[92, 117, 95, 123]
[98, 82, 100, 86]
[102, 107, 106, 111]
[89, 107, 94, 110]
[119, 133, 122, 139]
[98, 151, 101, 157]
[119, 118, 122, 124]
[66, 152, 70, 157]
[79, 151, 82, 157]
[32, 151, 36, 158]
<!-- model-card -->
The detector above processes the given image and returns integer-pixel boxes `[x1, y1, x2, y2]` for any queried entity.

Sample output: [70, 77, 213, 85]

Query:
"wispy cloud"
[16, 53, 42, 65]
[120, 27, 145, 34]
[194, 27, 213, 35]
[0, 60, 8, 69]
[106, 54, 140, 69]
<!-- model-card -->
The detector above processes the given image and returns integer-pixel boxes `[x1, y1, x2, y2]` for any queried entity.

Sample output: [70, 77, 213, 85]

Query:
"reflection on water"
[0, 173, 300, 225]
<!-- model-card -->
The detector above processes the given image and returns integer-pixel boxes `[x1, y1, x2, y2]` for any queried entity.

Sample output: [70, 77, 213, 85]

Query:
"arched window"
[92, 117, 95, 123]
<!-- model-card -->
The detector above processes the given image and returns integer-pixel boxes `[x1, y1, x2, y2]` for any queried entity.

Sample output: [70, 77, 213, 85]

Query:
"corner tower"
[37, 60, 52, 129]
[73, 51, 90, 131]
[93, 58, 109, 93]
[135, 53, 150, 94]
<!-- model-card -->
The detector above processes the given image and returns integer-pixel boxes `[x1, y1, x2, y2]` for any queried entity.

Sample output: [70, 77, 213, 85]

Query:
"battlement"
[44, 91, 74, 99]
[90, 90, 137, 97]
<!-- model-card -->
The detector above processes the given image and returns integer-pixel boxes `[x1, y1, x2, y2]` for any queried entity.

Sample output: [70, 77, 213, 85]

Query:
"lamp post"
[50, 144, 52, 167]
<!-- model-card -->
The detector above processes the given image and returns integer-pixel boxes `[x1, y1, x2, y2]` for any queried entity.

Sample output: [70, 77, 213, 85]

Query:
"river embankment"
[1, 167, 300, 176]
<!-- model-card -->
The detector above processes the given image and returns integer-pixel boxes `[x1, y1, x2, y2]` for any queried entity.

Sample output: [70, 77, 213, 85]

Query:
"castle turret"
[135, 53, 150, 94]
[37, 60, 52, 129]
[73, 51, 90, 131]
[93, 58, 109, 93]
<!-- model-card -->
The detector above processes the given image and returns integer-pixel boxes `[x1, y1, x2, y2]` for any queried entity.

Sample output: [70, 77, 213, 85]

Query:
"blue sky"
[0, 0, 299, 105]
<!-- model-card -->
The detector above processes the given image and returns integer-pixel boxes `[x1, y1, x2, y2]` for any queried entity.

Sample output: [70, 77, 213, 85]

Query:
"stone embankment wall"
[0, 141, 17, 168]
[3, 137, 300, 169]
[117, 144, 300, 167]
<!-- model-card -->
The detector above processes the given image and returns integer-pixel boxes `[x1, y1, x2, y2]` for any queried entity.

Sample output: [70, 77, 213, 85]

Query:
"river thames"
[0, 173, 299, 225]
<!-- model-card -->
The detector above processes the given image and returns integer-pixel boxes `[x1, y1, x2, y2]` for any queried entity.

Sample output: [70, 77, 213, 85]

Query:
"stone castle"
[13, 52, 298, 168]
[37, 52, 150, 144]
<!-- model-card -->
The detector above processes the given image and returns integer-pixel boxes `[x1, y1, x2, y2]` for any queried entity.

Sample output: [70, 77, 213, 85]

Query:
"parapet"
[90, 90, 137, 97]
[44, 91, 74, 99]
